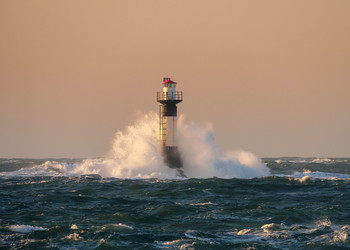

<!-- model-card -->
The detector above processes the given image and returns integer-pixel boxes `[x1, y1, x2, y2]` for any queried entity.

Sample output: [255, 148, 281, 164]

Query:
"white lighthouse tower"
[156, 77, 185, 176]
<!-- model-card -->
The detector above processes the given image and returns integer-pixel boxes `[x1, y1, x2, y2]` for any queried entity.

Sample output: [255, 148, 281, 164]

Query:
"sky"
[1, 0, 349, 158]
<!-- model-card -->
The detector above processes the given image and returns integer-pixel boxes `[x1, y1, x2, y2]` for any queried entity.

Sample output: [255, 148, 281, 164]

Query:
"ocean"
[1, 157, 349, 249]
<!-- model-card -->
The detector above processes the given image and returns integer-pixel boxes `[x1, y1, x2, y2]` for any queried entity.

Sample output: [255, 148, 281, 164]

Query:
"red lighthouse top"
[163, 77, 176, 85]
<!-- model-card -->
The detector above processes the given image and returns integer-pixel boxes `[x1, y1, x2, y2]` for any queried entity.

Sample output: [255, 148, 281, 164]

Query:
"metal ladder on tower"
[159, 105, 167, 146]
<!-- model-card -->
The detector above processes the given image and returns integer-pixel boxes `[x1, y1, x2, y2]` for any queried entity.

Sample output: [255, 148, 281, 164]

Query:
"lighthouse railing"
[156, 91, 183, 101]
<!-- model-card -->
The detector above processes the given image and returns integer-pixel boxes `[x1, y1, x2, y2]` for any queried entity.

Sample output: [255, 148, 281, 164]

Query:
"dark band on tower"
[156, 77, 185, 177]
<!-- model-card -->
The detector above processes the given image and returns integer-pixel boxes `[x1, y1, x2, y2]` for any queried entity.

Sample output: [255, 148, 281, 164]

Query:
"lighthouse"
[156, 77, 185, 177]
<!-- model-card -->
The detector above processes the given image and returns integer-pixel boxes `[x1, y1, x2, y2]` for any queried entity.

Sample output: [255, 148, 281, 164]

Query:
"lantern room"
[162, 77, 177, 99]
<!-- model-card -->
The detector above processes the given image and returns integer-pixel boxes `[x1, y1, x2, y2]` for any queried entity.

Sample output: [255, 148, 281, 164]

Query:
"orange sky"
[1, 0, 349, 157]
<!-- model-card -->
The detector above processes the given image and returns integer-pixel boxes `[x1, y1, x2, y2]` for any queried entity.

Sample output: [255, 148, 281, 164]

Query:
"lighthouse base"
[162, 146, 186, 177]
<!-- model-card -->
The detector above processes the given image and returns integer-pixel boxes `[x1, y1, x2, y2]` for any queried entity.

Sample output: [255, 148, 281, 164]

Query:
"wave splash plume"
[67, 112, 268, 178]
[177, 115, 268, 178]
[3, 112, 269, 179]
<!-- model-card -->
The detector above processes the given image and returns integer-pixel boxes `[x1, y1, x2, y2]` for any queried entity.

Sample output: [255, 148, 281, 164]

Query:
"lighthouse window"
[169, 84, 172, 87]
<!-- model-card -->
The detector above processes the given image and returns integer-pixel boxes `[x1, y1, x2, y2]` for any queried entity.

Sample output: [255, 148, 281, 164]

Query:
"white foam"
[237, 229, 252, 235]
[261, 223, 276, 230]
[316, 217, 332, 227]
[298, 175, 311, 183]
[113, 223, 133, 230]
[92, 223, 134, 232]
[8, 225, 47, 233]
[292, 171, 350, 180]
[261, 223, 284, 232]
[62, 233, 83, 241]
[311, 158, 334, 164]
[276, 158, 338, 164]
[0, 161, 76, 177]
[331, 230, 348, 242]
[274, 171, 350, 181]
[210, 221, 350, 245]
[189, 202, 213, 206]
[156, 239, 195, 249]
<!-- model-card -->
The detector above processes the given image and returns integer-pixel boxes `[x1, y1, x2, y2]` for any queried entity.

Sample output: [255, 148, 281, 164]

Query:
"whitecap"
[92, 223, 134, 232]
[62, 233, 83, 241]
[8, 225, 47, 233]
[237, 229, 252, 235]
[189, 202, 213, 206]
[331, 230, 348, 243]
[277, 171, 350, 181]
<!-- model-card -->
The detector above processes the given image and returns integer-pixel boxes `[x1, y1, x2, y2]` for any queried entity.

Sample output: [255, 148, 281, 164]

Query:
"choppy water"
[1, 158, 350, 249]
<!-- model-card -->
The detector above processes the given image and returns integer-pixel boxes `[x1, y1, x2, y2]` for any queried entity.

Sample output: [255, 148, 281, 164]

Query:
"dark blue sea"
[1, 158, 350, 249]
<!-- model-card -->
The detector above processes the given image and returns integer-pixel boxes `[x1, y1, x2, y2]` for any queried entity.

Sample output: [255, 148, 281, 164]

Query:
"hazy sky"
[1, 0, 349, 158]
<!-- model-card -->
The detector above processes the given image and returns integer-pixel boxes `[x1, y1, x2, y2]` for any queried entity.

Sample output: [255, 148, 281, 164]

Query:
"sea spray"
[76, 112, 269, 178]
[2, 112, 269, 178]
[71, 113, 178, 178]
[177, 115, 269, 178]
[105, 112, 177, 178]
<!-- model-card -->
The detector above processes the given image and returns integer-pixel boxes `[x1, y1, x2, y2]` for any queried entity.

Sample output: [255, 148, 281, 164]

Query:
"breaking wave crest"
[2, 112, 269, 179]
